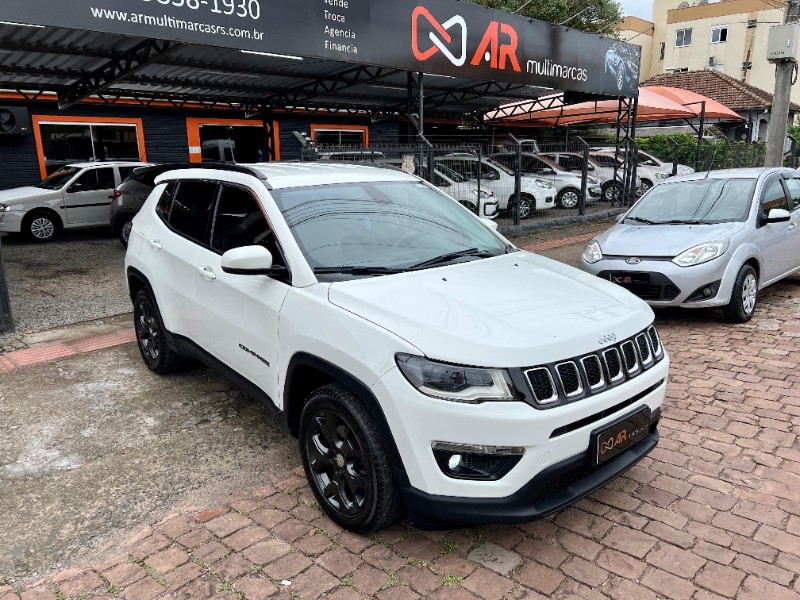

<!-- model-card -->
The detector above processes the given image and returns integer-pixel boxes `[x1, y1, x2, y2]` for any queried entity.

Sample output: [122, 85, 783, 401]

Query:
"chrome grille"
[603, 348, 623, 383]
[647, 326, 663, 358]
[636, 333, 653, 366]
[621, 341, 639, 374]
[523, 324, 664, 408]
[556, 362, 583, 398]
[581, 355, 605, 390]
[525, 367, 558, 404]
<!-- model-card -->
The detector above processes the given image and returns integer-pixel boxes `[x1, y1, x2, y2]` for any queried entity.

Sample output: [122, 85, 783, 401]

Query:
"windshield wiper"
[408, 248, 499, 270]
[625, 216, 656, 225]
[659, 219, 711, 225]
[313, 266, 405, 275]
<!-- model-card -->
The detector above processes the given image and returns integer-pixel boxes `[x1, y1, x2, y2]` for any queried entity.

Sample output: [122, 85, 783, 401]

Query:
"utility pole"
[765, 1, 800, 167]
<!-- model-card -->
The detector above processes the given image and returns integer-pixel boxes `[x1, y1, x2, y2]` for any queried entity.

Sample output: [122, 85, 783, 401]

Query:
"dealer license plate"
[592, 407, 651, 465]
[609, 272, 650, 288]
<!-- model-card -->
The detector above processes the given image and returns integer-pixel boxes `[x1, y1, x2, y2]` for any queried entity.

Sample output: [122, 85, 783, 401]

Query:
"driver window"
[212, 185, 286, 269]
[760, 179, 789, 220]
[783, 177, 800, 211]
[73, 168, 115, 190]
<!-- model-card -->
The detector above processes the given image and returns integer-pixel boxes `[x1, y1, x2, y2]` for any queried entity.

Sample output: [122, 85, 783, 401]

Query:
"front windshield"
[434, 162, 468, 183]
[36, 168, 79, 190]
[627, 178, 755, 224]
[269, 181, 507, 273]
[485, 157, 513, 175]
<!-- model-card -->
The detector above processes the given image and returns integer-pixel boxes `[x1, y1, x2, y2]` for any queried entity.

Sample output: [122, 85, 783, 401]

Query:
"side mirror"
[480, 217, 499, 230]
[221, 245, 273, 275]
[67, 183, 84, 193]
[765, 208, 791, 224]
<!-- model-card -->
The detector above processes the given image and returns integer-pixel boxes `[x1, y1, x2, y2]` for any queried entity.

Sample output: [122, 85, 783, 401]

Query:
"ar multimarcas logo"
[412, 5, 521, 72]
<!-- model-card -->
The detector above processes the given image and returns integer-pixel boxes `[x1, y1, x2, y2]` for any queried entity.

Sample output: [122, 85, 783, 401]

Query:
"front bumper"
[404, 409, 659, 527]
[372, 356, 667, 521]
[0, 211, 24, 234]
[581, 256, 734, 308]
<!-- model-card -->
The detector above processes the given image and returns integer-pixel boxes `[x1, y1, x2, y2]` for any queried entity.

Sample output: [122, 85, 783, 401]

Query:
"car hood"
[597, 221, 745, 257]
[0, 186, 56, 206]
[327, 252, 652, 367]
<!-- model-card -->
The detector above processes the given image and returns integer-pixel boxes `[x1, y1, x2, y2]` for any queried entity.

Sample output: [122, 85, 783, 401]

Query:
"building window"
[711, 26, 728, 43]
[659, 42, 665, 61]
[310, 125, 369, 146]
[33, 116, 146, 178]
[675, 28, 692, 47]
[706, 64, 724, 72]
[669, 67, 689, 73]
[747, 19, 757, 28]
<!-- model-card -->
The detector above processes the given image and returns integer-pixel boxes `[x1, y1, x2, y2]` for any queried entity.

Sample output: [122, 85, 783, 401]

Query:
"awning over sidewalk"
[488, 87, 743, 126]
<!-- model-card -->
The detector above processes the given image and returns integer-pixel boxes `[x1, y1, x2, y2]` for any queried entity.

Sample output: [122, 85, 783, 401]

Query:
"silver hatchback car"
[581, 168, 800, 323]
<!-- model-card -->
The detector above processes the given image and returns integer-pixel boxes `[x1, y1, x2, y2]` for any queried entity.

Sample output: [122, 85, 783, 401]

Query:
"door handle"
[197, 266, 217, 280]
[148, 239, 162, 250]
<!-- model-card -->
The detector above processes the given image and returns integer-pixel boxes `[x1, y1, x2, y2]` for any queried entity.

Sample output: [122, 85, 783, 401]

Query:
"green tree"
[466, 0, 623, 35]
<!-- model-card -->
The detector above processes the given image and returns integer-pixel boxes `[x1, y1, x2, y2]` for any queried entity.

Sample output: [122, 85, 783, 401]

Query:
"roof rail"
[156, 162, 272, 187]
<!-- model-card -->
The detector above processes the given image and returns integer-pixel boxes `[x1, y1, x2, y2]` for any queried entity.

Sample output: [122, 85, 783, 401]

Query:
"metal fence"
[299, 137, 640, 226]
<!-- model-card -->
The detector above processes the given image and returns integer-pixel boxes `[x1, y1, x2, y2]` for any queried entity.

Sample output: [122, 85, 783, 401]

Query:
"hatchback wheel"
[300, 383, 401, 533]
[23, 210, 60, 243]
[722, 265, 758, 323]
[133, 289, 188, 373]
[118, 216, 134, 248]
[602, 182, 621, 202]
[556, 188, 580, 209]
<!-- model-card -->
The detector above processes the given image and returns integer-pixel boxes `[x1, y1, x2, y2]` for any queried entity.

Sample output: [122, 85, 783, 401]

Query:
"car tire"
[23, 210, 61, 243]
[509, 194, 533, 220]
[133, 288, 188, 373]
[602, 182, 621, 202]
[458, 200, 477, 214]
[556, 187, 581, 209]
[117, 215, 134, 248]
[722, 265, 758, 324]
[637, 179, 652, 197]
[299, 383, 402, 533]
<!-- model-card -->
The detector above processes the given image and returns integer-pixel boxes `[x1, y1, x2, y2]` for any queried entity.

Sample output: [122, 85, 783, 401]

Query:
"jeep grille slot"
[621, 341, 639, 374]
[636, 333, 653, 367]
[603, 348, 624, 383]
[522, 324, 664, 408]
[581, 355, 605, 390]
[647, 326, 663, 358]
[525, 367, 558, 404]
[556, 362, 583, 398]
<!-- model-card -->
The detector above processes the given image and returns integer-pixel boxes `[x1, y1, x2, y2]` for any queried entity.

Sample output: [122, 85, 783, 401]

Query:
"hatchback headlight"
[672, 240, 730, 267]
[0, 204, 10, 212]
[535, 179, 554, 189]
[588, 176, 600, 184]
[473, 190, 494, 198]
[396, 354, 516, 403]
[582, 239, 603, 264]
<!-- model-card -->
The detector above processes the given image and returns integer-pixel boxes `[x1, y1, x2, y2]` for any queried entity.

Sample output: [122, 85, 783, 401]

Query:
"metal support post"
[694, 101, 706, 171]
[670, 137, 680, 175]
[0, 238, 14, 334]
[514, 137, 522, 224]
[766, 61, 795, 167]
[577, 136, 589, 216]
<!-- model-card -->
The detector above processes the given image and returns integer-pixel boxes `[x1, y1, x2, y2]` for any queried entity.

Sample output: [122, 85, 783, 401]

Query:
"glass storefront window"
[39, 122, 141, 174]
[313, 128, 367, 146]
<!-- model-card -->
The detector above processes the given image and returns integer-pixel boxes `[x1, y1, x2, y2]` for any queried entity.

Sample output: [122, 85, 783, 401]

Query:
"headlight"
[0, 204, 9, 212]
[588, 176, 599, 184]
[655, 173, 670, 179]
[582, 239, 603, 264]
[672, 240, 730, 267]
[535, 179, 554, 189]
[396, 354, 516, 403]
[472, 190, 494, 198]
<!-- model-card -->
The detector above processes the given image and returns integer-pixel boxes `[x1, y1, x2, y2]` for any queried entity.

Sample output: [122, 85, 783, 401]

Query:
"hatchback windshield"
[626, 178, 756, 224]
[270, 181, 507, 274]
[36, 168, 79, 190]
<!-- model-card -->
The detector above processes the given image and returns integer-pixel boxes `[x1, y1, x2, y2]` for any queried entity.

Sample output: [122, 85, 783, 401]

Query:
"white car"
[0, 161, 149, 242]
[541, 152, 642, 202]
[490, 152, 602, 209]
[370, 158, 500, 218]
[125, 162, 668, 532]
[592, 148, 695, 194]
[437, 155, 555, 218]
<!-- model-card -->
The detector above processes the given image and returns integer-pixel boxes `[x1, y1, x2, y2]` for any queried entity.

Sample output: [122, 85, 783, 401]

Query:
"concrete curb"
[498, 207, 625, 238]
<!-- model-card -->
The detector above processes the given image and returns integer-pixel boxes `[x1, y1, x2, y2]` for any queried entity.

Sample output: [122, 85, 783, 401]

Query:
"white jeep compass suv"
[125, 163, 668, 532]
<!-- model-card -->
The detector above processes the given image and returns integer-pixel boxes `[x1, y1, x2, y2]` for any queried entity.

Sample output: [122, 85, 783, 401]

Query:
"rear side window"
[155, 181, 178, 222]
[168, 180, 219, 244]
[118, 166, 137, 182]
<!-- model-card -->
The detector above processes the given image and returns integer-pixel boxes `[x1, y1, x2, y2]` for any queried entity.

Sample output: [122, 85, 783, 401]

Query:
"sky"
[619, 0, 654, 20]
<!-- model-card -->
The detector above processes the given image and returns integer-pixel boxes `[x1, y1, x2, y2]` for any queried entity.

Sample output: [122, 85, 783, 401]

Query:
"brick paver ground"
[2, 252, 799, 599]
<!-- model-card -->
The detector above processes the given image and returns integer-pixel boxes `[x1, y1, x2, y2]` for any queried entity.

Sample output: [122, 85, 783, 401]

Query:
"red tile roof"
[642, 69, 800, 112]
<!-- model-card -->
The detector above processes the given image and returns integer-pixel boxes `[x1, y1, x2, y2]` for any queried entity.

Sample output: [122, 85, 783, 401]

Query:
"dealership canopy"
[0, 0, 641, 120]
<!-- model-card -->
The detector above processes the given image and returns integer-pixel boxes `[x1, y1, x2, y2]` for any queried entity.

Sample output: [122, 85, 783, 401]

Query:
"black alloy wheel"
[300, 384, 401, 532]
[133, 289, 187, 373]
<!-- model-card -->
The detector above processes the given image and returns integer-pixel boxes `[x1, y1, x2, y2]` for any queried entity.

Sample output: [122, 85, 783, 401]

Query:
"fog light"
[432, 442, 524, 481]
[703, 287, 713, 297]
